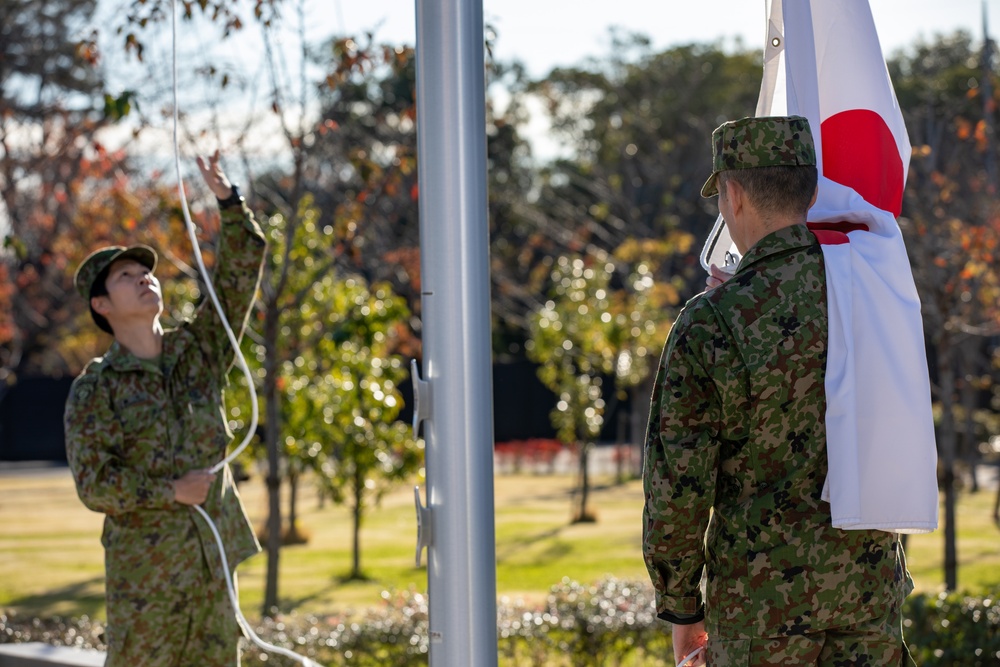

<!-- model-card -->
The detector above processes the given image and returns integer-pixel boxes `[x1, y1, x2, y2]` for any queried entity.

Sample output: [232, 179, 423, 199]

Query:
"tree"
[232, 23, 430, 612]
[1, 0, 107, 383]
[517, 38, 763, 450]
[530, 35, 761, 307]
[306, 277, 421, 580]
[610, 236, 693, 473]
[890, 31, 1000, 590]
[247, 193, 346, 614]
[527, 251, 667, 521]
[484, 57, 560, 356]
[227, 210, 421, 584]
[254, 34, 423, 318]
[294, 31, 546, 360]
[0, 0, 233, 386]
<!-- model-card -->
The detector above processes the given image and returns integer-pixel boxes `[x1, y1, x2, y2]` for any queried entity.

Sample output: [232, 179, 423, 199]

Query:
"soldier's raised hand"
[706, 263, 733, 290]
[196, 149, 234, 200]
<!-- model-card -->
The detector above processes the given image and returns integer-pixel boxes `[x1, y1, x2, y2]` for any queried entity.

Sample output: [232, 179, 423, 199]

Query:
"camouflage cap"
[74, 245, 158, 299]
[701, 115, 816, 198]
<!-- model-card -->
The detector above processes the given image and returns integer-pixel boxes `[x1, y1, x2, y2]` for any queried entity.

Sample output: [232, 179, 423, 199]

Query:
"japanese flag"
[705, 0, 939, 532]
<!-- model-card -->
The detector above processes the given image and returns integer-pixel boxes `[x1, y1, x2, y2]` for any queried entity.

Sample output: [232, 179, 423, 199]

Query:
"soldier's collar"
[105, 338, 180, 375]
[160, 327, 194, 375]
[734, 223, 816, 274]
[104, 341, 145, 372]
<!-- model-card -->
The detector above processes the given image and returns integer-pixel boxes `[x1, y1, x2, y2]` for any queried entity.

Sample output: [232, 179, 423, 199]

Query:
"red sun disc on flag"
[820, 109, 904, 217]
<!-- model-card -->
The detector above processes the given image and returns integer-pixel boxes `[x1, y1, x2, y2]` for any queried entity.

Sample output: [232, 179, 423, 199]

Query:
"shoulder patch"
[73, 382, 94, 402]
[71, 357, 107, 404]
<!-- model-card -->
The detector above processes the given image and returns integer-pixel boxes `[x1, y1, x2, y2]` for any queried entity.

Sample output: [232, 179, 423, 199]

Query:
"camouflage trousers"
[105, 565, 241, 667]
[706, 606, 916, 666]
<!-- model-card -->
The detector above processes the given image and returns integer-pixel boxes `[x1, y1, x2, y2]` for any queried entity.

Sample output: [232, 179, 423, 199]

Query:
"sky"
[85, 0, 1000, 182]
[296, 0, 993, 163]
[326, 0, 996, 78]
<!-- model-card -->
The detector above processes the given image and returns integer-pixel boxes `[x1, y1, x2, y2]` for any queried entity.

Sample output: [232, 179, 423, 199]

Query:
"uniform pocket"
[104, 601, 132, 667]
[707, 637, 750, 666]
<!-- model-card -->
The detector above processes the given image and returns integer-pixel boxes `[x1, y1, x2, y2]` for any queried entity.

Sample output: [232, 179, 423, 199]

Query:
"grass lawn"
[1, 465, 998, 622]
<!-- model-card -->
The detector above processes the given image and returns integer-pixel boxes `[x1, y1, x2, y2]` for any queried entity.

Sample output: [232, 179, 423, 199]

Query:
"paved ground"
[0, 460, 69, 477]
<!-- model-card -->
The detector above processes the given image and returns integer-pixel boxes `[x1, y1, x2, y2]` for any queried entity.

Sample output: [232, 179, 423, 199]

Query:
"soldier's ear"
[724, 178, 746, 218]
[91, 295, 112, 316]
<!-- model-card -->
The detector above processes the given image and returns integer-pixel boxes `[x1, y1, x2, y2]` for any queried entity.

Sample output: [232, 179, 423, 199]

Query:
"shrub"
[3, 581, 998, 666]
[498, 577, 670, 666]
[904, 590, 1000, 666]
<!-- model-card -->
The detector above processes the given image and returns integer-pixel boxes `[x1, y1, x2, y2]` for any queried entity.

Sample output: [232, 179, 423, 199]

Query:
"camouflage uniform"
[643, 117, 914, 665]
[64, 197, 265, 667]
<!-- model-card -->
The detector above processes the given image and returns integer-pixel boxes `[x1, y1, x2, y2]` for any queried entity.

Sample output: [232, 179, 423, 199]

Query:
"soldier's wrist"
[659, 607, 705, 625]
[217, 184, 244, 209]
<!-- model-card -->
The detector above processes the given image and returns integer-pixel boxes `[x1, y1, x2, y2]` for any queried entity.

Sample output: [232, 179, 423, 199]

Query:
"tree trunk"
[351, 465, 364, 579]
[959, 342, 981, 493]
[960, 381, 980, 494]
[574, 441, 593, 523]
[994, 481, 1000, 526]
[937, 337, 959, 592]
[288, 465, 299, 541]
[262, 311, 283, 616]
[615, 408, 627, 484]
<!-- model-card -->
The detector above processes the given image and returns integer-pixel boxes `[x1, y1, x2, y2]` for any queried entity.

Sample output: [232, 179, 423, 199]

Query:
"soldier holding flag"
[63, 152, 264, 666]
[642, 116, 916, 666]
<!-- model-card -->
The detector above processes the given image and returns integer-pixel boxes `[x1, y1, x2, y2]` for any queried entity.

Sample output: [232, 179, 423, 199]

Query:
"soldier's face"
[97, 259, 163, 323]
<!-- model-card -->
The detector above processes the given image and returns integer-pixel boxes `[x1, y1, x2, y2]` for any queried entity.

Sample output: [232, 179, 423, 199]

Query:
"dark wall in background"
[0, 377, 74, 461]
[492, 360, 559, 441]
[0, 364, 633, 461]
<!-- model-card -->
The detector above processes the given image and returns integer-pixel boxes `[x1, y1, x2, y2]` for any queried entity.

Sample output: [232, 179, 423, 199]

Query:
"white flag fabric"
[719, 0, 939, 532]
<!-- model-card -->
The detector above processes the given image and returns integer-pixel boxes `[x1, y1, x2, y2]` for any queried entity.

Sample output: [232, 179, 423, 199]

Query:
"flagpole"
[413, 1, 499, 666]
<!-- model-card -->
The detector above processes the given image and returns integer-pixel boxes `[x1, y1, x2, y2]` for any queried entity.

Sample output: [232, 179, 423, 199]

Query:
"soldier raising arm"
[64, 151, 265, 667]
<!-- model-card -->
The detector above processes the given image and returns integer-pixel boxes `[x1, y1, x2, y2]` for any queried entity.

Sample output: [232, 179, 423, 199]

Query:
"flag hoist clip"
[410, 359, 433, 567]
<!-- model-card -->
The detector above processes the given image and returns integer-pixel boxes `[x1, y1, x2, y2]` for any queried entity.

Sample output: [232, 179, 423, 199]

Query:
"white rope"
[193, 505, 320, 667]
[171, 3, 317, 665]
[676, 646, 705, 667]
[170, 1, 257, 478]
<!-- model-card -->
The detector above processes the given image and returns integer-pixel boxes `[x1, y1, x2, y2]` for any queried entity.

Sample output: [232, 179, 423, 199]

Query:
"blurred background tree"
[527, 254, 617, 523]
[526, 250, 669, 521]
[890, 31, 1000, 591]
[307, 276, 420, 581]
[1, 0, 119, 386]
[2, 0, 998, 602]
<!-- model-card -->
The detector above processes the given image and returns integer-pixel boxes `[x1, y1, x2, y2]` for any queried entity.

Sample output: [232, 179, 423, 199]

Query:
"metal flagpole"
[412, 0, 498, 665]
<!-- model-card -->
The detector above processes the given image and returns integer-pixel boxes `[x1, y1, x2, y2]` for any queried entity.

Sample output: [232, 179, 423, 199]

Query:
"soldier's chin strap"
[170, 2, 318, 666]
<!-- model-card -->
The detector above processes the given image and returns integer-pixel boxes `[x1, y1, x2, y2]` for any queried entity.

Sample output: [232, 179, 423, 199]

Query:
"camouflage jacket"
[642, 223, 912, 639]
[64, 200, 266, 594]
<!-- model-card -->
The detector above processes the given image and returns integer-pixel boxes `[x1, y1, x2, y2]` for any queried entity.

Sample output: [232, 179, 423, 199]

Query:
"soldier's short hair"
[719, 164, 818, 218]
[89, 266, 114, 335]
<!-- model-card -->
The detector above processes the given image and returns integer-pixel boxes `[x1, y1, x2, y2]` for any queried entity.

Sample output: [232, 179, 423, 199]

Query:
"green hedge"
[2, 580, 997, 666]
[904, 591, 1000, 666]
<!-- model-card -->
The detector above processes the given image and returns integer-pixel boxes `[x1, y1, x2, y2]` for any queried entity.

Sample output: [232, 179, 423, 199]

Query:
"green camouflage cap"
[74, 245, 158, 299]
[701, 115, 816, 198]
